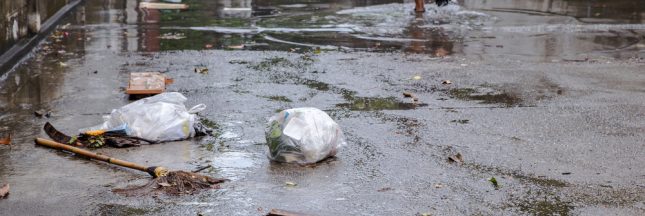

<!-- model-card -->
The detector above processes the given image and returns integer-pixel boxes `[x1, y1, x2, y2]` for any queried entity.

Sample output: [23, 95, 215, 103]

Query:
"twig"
[192, 165, 212, 173]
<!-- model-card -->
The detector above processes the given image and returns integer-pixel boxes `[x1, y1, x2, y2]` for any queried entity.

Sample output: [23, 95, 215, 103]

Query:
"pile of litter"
[36, 92, 228, 196]
[113, 171, 226, 196]
[32, 67, 348, 199]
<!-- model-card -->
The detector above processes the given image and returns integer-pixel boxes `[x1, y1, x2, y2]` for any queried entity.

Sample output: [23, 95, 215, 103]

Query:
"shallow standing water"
[0, 0, 643, 215]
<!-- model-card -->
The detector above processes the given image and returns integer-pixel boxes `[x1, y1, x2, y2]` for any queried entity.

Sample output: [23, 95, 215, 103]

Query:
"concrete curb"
[0, 0, 83, 75]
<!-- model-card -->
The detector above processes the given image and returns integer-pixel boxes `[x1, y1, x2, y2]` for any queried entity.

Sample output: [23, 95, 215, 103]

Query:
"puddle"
[22, 0, 637, 61]
[220, 131, 239, 140]
[211, 151, 259, 180]
[212, 152, 256, 169]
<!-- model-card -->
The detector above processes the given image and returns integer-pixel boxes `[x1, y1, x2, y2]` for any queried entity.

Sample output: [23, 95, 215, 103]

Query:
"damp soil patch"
[507, 191, 574, 216]
[464, 163, 568, 188]
[95, 204, 151, 216]
[293, 78, 429, 111]
[336, 96, 428, 111]
[248, 57, 294, 71]
[448, 87, 523, 107]
[260, 95, 293, 103]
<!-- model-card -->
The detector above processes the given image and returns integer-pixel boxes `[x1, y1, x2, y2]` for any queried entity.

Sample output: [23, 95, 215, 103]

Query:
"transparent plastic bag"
[83, 92, 206, 142]
[266, 107, 346, 164]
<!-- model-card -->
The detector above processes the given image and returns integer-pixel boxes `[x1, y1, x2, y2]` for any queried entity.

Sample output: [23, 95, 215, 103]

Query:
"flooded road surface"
[0, 0, 644, 215]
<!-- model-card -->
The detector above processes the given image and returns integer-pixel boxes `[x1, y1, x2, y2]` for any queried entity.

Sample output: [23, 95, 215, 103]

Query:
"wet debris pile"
[44, 122, 151, 148]
[35, 138, 227, 196]
[113, 171, 226, 196]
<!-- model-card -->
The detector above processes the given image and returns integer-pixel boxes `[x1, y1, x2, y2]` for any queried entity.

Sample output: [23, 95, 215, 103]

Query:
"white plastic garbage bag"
[83, 92, 206, 142]
[266, 107, 346, 164]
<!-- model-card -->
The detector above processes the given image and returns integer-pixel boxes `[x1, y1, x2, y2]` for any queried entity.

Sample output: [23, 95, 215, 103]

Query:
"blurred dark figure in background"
[415, 0, 451, 12]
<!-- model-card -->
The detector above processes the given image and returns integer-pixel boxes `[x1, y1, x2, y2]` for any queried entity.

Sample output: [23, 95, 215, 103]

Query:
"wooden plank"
[125, 72, 170, 95]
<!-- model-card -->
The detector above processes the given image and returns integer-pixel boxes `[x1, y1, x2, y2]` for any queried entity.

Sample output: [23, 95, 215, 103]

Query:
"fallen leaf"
[413, 75, 422, 80]
[34, 110, 51, 118]
[204, 44, 213, 49]
[448, 153, 463, 164]
[285, 181, 297, 187]
[0, 184, 9, 198]
[488, 177, 500, 189]
[0, 134, 11, 145]
[158, 182, 171, 187]
[194, 67, 208, 74]
[58, 62, 67, 67]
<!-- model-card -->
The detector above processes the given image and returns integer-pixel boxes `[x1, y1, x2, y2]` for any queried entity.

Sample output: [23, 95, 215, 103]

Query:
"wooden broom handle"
[35, 138, 148, 172]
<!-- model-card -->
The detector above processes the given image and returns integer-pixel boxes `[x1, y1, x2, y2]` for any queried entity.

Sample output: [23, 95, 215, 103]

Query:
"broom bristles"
[113, 171, 227, 196]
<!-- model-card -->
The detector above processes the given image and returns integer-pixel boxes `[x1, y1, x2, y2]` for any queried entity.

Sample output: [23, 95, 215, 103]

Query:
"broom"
[35, 138, 227, 196]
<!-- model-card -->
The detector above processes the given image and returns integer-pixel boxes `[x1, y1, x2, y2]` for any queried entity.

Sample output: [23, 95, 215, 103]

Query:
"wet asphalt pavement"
[0, 0, 644, 215]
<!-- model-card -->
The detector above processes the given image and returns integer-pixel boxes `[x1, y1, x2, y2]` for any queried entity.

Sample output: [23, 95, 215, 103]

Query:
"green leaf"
[489, 177, 500, 189]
